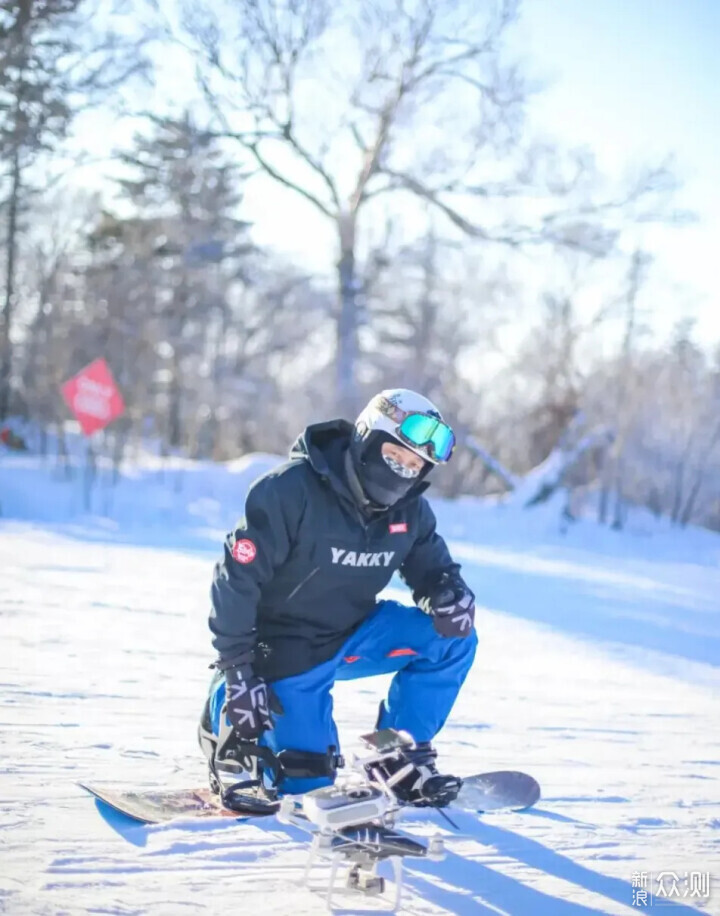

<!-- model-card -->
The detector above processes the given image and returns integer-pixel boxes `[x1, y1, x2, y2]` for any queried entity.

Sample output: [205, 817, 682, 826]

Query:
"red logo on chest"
[388, 522, 408, 534]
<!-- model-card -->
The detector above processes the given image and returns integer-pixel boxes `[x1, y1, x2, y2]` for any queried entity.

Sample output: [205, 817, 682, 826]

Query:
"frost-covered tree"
[177, 0, 676, 414]
[0, 0, 151, 419]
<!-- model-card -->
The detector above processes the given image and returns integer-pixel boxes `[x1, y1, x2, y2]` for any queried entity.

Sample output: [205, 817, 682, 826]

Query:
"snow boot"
[368, 741, 462, 807]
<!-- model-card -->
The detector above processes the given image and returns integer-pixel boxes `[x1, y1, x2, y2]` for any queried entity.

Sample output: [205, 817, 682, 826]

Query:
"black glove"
[419, 571, 475, 638]
[223, 664, 277, 741]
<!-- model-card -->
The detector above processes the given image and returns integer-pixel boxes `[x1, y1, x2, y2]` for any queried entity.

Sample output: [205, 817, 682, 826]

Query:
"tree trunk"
[336, 212, 359, 418]
[83, 439, 97, 512]
[679, 423, 720, 527]
[168, 348, 182, 449]
[670, 461, 685, 526]
[466, 437, 519, 491]
[468, 427, 614, 509]
[597, 450, 611, 525]
[0, 146, 21, 420]
[611, 458, 626, 530]
[670, 436, 694, 526]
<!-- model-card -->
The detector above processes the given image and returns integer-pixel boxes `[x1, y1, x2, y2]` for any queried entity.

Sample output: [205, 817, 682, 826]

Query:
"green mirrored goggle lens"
[398, 414, 455, 462]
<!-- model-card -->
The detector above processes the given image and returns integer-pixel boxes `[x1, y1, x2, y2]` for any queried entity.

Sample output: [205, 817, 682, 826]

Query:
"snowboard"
[78, 783, 242, 824]
[79, 769, 540, 826]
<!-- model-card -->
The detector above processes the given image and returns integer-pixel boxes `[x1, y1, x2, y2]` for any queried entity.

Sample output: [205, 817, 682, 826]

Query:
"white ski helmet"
[348, 389, 456, 509]
[353, 389, 456, 465]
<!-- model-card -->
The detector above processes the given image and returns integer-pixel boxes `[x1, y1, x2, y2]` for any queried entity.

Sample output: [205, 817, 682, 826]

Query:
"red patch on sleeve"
[232, 538, 257, 564]
[389, 522, 408, 534]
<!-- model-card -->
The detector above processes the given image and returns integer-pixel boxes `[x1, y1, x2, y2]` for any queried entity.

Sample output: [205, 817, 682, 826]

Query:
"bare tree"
[15, 189, 100, 438]
[362, 229, 482, 390]
[678, 420, 720, 528]
[596, 249, 653, 528]
[0, 0, 152, 419]
[174, 0, 677, 414]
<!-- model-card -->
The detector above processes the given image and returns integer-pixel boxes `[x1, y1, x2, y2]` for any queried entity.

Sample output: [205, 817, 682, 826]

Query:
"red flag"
[61, 358, 125, 436]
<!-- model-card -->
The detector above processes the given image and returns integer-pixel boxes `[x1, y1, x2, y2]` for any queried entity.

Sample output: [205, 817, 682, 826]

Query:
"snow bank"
[0, 447, 283, 539]
[3, 439, 720, 571]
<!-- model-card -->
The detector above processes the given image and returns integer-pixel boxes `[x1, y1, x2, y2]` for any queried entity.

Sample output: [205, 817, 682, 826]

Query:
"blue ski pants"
[209, 599, 477, 793]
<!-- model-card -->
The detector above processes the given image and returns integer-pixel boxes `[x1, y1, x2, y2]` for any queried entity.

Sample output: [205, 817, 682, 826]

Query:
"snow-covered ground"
[1, 451, 719, 914]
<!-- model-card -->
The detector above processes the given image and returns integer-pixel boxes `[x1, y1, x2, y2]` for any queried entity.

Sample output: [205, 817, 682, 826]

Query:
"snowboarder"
[199, 389, 477, 807]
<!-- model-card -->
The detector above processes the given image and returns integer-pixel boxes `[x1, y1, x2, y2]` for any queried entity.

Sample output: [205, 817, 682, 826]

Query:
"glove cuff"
[224, 662, 257, 683]
[213, 649, 254, 673]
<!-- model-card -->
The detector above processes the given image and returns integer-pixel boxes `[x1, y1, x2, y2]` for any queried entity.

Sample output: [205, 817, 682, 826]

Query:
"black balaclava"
[347, 430, 430, 511]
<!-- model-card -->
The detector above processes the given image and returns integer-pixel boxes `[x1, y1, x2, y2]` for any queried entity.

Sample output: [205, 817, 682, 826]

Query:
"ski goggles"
[397, 413, 456, 462]
[376, 397, 456, 463]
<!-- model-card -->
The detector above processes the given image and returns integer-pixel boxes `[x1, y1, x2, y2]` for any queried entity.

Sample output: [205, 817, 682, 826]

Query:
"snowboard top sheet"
[80, 769, 540, 826]
[79, 783, 246, 824]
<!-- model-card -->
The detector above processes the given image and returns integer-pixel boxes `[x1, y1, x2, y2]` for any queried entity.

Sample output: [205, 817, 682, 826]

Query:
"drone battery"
[302, 784, 389, 829]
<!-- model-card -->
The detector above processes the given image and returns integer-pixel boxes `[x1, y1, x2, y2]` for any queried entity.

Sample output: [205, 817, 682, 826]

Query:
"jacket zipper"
[286, 566, 320, 602]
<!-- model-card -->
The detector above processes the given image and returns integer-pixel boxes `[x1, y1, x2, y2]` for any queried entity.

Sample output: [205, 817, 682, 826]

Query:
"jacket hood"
[290, 419, 430, 512]
[289, 419, 353, 474]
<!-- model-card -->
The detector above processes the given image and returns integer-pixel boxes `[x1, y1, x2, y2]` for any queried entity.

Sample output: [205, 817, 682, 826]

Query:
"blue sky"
[511, 0, 720, 343]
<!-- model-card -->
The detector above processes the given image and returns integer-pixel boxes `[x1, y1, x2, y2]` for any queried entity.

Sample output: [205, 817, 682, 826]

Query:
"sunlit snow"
[1, 453, 718, 914]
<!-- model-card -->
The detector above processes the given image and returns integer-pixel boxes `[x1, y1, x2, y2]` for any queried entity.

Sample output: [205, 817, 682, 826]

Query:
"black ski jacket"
[209, 420, 461, 681]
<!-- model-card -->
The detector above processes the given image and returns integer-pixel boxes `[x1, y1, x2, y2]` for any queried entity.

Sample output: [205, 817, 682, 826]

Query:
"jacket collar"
[290, 419, 430, 517]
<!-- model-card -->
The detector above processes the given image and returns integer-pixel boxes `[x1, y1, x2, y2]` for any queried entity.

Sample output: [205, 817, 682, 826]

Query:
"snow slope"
[1, 454, 719, 915]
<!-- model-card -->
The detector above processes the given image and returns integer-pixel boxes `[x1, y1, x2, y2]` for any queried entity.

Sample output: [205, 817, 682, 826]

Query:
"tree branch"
[257, 105, 341, 210]
[378, 167, 508, 243]
[466, 436, 520, 491]
[243, 140, 335, 220]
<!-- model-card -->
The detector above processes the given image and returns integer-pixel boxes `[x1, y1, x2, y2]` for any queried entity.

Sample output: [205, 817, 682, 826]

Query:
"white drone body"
[276, 729, 445, 911]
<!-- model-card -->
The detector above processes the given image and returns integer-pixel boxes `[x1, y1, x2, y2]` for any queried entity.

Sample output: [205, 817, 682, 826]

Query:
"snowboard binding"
[205, 720, 345, 817]
[362, 730, 462, 808]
